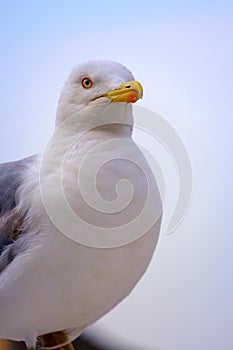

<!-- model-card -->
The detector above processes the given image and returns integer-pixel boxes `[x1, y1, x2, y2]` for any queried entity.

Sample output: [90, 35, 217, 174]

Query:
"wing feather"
[0, 156, 36, 271]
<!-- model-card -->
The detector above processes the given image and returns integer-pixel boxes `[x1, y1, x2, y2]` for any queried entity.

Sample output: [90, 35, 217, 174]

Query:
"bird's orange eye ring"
[81, 77, 93, 89]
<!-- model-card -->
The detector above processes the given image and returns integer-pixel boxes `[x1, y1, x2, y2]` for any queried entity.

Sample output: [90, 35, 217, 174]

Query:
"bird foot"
[38, 331, 75, 350]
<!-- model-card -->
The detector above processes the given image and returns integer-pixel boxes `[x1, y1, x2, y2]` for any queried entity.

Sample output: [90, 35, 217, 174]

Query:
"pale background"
[0, 1, 232, 350]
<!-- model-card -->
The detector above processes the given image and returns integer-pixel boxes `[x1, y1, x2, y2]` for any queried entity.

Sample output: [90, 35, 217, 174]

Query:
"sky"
[0, 1, 233, 350]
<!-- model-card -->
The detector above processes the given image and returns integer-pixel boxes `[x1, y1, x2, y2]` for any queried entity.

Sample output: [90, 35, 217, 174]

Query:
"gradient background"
[0, 1, 233, 349]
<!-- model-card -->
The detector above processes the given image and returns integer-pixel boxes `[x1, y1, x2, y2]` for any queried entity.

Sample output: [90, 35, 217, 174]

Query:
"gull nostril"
[125, 85, 131, 88]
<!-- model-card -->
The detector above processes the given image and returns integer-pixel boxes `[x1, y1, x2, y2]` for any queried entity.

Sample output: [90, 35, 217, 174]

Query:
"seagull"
[0, 60, 162, 350]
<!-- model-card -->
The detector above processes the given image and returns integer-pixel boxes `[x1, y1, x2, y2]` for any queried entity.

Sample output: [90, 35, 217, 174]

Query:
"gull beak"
[103, 81, 143, 103]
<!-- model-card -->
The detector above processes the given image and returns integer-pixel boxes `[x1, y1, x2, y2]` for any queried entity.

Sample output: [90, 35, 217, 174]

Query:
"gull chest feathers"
[0, 60, 162, 349]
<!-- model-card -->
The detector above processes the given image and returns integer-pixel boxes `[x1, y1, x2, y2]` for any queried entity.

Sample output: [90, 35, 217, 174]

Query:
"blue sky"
[0, 1, 233, 349]
[0, 1, 232, 161]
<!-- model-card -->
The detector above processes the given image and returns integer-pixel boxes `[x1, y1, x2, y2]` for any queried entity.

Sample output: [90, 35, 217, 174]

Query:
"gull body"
[0, 61, 162, 348]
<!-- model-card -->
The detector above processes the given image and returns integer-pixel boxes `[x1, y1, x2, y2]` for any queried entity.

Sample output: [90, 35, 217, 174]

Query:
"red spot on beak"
[127, 91, 139, 103]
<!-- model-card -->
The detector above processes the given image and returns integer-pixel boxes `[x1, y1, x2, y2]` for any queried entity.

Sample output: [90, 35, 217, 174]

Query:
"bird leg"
[38, 331, 75, 350]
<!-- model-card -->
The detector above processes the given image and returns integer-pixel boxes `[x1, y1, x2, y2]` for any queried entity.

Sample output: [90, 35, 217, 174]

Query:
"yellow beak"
[103, 81, 143, 103]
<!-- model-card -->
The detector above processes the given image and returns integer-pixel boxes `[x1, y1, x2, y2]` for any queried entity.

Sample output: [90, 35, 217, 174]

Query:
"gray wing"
[0, 155, 36, 217]
[0, 155, 36, 270]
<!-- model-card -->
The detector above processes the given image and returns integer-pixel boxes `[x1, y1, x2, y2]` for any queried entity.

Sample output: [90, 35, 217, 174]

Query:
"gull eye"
[81, 77, 93, 89]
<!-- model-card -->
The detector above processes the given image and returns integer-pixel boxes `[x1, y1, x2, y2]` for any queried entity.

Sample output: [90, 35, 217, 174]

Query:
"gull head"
[55, 60, 143, 128]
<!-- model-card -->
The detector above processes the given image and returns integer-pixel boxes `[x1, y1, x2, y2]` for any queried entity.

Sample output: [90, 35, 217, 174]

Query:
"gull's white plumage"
[0, 60, 162, 348]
